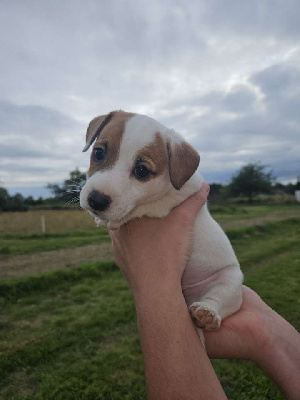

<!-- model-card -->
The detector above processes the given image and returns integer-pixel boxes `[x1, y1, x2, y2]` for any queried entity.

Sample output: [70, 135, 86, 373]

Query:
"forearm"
[134, 283, 227, 400]
[256, 311, 300, 400]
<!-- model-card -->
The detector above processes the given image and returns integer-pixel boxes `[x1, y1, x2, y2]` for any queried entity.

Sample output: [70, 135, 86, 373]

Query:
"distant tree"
[273, 177, 300, 195]
[273, 182, 285, 192]
[209, 183, 223, 196]
[46, 168, 86, 203]
[0, 189, 28, 211]
[228, 163, 274, 203]
[208, 183, 224, 202]
[36, 196, 44, 205]
[274, 178, 299, 195]
[0, 187, 10, 211]
[24, 196, 35, 206]
[284, 183, 295, 195]
[9, 193, 28, 211]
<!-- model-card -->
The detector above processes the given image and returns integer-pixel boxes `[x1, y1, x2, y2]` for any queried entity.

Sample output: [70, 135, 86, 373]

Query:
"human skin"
[110, 183, 300, 400]
[204, 286, 300, 400]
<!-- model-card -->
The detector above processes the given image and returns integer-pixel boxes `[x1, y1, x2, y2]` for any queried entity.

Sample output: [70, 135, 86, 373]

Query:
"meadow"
[0, 204, 299, 399]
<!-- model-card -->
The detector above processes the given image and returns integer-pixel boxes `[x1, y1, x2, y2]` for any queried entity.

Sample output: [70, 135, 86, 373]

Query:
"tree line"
[0, 169, 86, 212]
[0, 164, 299, 212]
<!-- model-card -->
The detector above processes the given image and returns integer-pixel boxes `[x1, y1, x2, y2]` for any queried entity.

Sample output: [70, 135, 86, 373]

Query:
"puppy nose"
[88, 190, 111, 211]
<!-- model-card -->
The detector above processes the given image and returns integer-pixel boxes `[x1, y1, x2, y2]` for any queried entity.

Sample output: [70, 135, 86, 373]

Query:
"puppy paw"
[95, 217, 107, 228]
[189, 302, 221, 330]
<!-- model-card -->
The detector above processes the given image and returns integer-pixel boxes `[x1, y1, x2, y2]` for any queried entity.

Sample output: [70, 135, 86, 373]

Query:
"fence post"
[41, 215, 46, 234]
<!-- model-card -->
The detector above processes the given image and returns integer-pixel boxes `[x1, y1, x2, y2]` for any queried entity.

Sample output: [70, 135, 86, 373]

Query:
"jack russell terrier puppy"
[80, 110, 243, 332]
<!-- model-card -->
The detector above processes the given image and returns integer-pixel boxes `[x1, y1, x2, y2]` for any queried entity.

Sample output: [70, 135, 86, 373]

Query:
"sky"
[0, 0, 299, 198]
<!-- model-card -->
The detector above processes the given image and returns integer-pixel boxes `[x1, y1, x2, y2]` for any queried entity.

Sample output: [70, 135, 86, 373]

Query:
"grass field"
[1, 205, 299, 259]
[0, 210, 95, 235]
[0, 205, 299, 399]
[0, 230, 110, 256]
[1, 204, 300, 235]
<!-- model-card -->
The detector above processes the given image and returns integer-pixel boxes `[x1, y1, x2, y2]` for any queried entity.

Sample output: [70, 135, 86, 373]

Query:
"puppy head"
[80, 110, 200, 226]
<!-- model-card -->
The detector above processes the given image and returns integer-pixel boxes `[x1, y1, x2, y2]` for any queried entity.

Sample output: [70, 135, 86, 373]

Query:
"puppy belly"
[182, 263, 239, 308]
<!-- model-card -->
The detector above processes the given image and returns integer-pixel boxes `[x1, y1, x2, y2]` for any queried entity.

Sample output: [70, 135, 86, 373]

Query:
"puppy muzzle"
[87, 190, 111, 212]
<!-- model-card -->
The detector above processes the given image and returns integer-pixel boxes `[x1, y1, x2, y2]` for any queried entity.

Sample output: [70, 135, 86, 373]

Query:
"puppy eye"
[93, 146, 106, 161]
[134, 164, 150, 180]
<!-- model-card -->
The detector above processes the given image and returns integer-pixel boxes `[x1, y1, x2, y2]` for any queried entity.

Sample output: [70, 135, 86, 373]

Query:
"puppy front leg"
[188, 267, 243, 330]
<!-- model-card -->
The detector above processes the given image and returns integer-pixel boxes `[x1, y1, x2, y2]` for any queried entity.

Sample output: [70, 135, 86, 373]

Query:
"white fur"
[80, 114, 243, 332]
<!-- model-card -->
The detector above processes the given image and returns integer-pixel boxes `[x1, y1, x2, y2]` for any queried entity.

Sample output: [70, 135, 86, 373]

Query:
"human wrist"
[125, 259, 183, 303]
[133, 277, 182, 305]
[253, 308, 295, 365]
[253, 310, 300, 399]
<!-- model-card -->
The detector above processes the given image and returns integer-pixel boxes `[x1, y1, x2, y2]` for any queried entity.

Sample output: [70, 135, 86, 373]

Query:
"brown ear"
[167, 140, 200, 190]
[82, 112, 114, 152]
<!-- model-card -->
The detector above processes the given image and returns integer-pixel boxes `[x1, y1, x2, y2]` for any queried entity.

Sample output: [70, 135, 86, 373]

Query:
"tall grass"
[1, 204, 300, 235]
[0, 209, 95, 234]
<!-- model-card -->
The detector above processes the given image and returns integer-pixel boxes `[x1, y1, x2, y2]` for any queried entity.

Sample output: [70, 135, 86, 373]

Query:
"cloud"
[0, 0, 299, 194]
[200, 0, 300, 39]
[158, 60, 300, 182]
[0, 100, 81, 139]
[0, 101, 87, 187]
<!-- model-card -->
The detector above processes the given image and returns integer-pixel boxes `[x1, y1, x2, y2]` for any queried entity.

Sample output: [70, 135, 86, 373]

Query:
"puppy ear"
[167, 140, 200, 190]
[82, 112, 114, 152]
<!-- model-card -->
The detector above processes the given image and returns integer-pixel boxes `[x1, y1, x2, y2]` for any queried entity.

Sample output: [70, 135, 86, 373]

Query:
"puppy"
[80, 110, 243, 332]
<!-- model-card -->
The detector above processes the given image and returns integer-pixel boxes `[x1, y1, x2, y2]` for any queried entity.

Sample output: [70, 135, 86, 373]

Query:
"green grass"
[0, 218, 299, 399]
[1, 204, 299, 257]
[0, 230, 110, 256]
[0, 262, 143, 400]
[228, 218, 300, 267]
[210, 203, 300, 223]
[1, 215, 299, 258]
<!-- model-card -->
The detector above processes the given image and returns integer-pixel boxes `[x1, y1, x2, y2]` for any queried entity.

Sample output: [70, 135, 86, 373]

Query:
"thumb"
[182, 183, 210, 219]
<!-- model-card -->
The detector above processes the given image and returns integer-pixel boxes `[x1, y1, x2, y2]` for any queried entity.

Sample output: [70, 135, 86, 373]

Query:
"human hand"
[203, 286, 273, 361]
[204, 285, 300, 400]
[109, 183, 229, 400]
[109, 183, 210, 297]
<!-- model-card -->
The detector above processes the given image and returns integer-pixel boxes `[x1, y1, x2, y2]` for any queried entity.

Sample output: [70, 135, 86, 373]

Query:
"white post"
[41, 215, 46, 234]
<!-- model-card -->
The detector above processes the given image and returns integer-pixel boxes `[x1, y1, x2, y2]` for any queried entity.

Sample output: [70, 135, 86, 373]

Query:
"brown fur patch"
[167, 141, 200, 190]
[83, 114, 110, 152]
[133, 132, 169, 180]
[88, 111, 135, 177]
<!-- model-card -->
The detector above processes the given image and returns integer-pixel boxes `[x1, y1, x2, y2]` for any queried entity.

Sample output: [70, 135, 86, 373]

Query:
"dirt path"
[221, 212, 300, 229]
[0, 242, 114, 280]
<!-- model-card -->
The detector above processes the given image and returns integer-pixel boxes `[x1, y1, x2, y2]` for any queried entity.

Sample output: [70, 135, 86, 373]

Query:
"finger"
[109, 229, 122, 242]
[181, 183, 210, 218]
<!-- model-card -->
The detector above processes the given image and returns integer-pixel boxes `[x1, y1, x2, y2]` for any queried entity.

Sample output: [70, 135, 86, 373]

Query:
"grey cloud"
[0, 0, 207, 111]
[0, 101, 81, 138]
[0, 144, 47, 158]
[0, 100, 88, 187]
[0, 100, 86, 162]
[161, 84, 258, 121]
[196, 85, 258, 114]
[0, 0, 299, 191]
[251, 64, 300, 96]
[251, 64, 300, 124]
[0, 163, 53, 174]
[201, 0, 300, 39]
[159, 59, 300, 183]
[222, 86, 257, 113]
